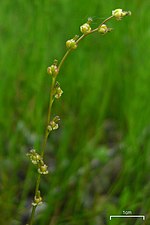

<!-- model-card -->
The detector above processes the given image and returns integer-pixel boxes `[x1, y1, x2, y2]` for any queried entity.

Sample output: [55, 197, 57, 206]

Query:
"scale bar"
[110, 215, 145, 220]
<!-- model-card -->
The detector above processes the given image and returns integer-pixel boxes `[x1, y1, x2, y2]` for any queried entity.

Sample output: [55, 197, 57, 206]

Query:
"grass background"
[0, 0, 150, 224]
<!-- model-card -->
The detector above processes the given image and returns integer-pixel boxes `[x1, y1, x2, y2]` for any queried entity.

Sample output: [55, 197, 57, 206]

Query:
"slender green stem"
[58, 50, 71, 71]
[41, 77, 56, 157]
[28, 205, 36, 225]
[27, 13, 116, 225]
[28, 77, 56, 225]
[35, 174, 41, 196]
[28, 173, 41, 225]
[90, 15, 114, 33]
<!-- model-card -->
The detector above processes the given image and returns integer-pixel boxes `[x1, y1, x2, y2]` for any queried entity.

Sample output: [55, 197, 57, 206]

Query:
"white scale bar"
[110, 215, 145, 220]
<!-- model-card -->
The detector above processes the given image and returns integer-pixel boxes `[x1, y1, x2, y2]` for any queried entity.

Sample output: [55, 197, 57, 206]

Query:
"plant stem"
[91, 15, 114, 33]
[28, 205, 36, 225]
[28, 77, 56, 225]
[27, 13, 116, 225]
[41, 77, 56, 157]
[58, 49, 71, 71]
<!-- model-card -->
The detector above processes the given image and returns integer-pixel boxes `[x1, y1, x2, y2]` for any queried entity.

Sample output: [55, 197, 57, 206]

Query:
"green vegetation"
[0, 1, 149, 225]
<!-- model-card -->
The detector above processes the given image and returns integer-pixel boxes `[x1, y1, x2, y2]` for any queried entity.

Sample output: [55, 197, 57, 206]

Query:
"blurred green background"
[0, 0, 150, 225]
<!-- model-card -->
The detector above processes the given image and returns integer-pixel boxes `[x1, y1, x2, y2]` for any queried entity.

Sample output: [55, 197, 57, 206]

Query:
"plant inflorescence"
[26, 8, 131, 225]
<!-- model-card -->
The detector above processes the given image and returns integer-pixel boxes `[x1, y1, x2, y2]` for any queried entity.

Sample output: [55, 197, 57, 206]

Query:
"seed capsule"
[80, 23, 91, 34]
[47, 65, 58, 76]
[112, 9, 131, 20]
[98, 24, 109, 34]
[66, 39, 77, 50]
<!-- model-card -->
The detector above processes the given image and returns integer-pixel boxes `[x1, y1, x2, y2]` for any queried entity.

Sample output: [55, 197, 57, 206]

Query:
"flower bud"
[50, 121, 58, 130]
[48, 116, 60, 131]
[80, 23, 91, 34]
[98, 24, 108, 34]
[27, 149, 42, 165]
[38, 164, 48, 175]
[112, 9, 131, 20]
[66, 39, 77, 50]
[32, 191, 43, 206]
[98, 24, 112, 35]
[47, 65, 58, 77]
[55, 87, 63, 99]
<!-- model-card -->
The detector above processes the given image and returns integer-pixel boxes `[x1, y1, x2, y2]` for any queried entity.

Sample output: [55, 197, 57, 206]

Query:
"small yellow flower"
[98, 24, 112, 35]
[47, 65, 58, 76]
[66, 39, 77, 50]
[98, 24, 108, 34]
[55, 87, 63, 99]
[27, 149, 42, 165]
[80, 23, 91, 34]
[48, 116, 60, 131]
[32, 191, 43, 206]
[38, 164, 48, 175]
[50, 121, 58, 130]
[112, 9, 131, 20]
